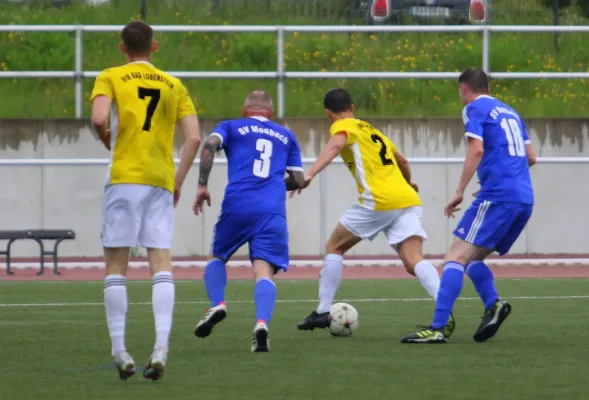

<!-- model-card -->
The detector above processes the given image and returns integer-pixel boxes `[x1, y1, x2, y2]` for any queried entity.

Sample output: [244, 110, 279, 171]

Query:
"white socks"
[414, 260, 441, 300]
[104, 274, 127, 356]
[152, 271, 175, 350]
[317, 254, 344, 314]
[105, 272, 175, 356]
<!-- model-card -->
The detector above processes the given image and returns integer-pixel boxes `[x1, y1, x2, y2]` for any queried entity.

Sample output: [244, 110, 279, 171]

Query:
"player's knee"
[325, 223, 359, 255]
[325, 237, 354, 255]
[396, 236, 425, 275]
[325, 242, 346, 256]
[252, 259, 274, 280]
[400, 255, 424, 275]
[104, 247, 130, 276]
[147, 248, 172, 274]
[443, 252, 470, 266]
[105, 264, 127, 276]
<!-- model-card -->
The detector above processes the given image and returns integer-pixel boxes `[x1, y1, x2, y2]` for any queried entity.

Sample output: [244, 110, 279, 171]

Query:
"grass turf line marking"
[2, 295, 589, 307]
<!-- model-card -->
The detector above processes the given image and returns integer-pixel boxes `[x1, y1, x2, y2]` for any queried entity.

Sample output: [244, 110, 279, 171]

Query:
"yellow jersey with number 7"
[330, 118, 421, 211]
[90, 61, 196, 193]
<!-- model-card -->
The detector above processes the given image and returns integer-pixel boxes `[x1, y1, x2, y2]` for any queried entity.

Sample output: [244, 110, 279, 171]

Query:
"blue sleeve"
[462, 105, 484, 141]
[286, 132, 303, 171]
[211, 120, 231, 148]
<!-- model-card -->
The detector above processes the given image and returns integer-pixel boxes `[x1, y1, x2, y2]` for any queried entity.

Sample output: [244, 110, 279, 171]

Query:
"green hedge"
[0, 0, 588, 117]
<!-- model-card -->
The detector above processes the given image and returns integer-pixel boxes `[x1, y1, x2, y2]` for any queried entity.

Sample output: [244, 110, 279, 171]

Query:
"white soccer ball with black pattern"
[329, 303, 359, 337]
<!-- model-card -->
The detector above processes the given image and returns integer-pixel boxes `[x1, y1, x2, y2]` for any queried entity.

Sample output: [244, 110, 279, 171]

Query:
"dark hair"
[458, 68, 489, 93]
[121, 20, 153, 56]
[323, 88, 353, 113]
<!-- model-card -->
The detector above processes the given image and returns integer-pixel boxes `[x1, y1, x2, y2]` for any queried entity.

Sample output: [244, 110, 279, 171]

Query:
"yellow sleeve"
[176, 82, 197, 119]
[329, 120, 355, 145]
[90, 71, 113, 103]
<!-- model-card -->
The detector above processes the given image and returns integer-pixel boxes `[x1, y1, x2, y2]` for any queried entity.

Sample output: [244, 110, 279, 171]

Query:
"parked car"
[369, 0, 471, 25]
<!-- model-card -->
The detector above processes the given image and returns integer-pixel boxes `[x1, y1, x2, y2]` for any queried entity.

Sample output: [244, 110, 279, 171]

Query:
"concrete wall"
[0, 118, 588, 257]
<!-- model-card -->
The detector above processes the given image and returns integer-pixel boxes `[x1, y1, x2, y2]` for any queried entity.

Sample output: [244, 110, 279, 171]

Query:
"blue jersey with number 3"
[211, 116, 303, 216]
[463, 95, 534, 204]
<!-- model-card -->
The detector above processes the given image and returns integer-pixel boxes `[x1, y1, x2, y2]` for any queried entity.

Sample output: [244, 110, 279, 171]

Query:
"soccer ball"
[329, 303, 359, 337]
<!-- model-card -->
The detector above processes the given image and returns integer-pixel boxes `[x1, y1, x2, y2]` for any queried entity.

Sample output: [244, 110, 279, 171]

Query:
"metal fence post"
[318, 167, 326, 256]
[74, 26, 83, 119]
[277, 27, 285, 119]
[482, 25, 490, 74]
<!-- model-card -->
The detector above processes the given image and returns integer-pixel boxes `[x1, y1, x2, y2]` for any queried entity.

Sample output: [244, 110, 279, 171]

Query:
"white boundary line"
[2, 295, 589, 307]
[2, 258, 589, 270]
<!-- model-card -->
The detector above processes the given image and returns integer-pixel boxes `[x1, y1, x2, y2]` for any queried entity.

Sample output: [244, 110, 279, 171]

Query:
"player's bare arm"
[446, 137, 484, 218]
[91, 95, 112, 150]
[305, 132, 346, 185]
[393, 151, 419, 192]
[174, 115, 201, 206]
[284, 170, 305, 191]
[194, 134, 222, 215]
[198, 134, 222, 186]
[525, 143, 537, 166]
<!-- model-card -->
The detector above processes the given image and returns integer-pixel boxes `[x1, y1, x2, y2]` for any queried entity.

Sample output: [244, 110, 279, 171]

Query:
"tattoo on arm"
[198, 136, 222, 187]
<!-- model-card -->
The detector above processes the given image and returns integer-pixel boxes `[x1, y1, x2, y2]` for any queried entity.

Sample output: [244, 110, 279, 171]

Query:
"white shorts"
[339, 204, 427, 250]
[101, 184, 174, 249]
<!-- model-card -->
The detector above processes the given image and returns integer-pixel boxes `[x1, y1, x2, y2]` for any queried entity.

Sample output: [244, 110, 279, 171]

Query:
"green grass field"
[1, 278, 589, 399]
[1, 0, 589, 118]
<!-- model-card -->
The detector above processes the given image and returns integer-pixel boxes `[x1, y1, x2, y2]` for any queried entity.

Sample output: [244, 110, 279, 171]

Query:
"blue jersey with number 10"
[463, 95, 534, 205]
[210, 116, 303, 216]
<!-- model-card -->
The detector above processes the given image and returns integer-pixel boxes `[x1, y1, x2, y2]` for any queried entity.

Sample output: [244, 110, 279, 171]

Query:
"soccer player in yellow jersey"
[90, 21, 201, 381]
[295, 88, 454, 335]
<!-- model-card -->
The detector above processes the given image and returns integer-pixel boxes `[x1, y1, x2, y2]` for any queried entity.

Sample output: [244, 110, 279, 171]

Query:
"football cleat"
[113, 351, 136, 381]
[143, 348, 167, 381]
[401, 326, 447, 344]
[444, 313, 457, 339]
[194, 302, 227, 338]
[473, 300, 512, 343]
[251, 321, 270, 353]
[296, 311, 330, 331]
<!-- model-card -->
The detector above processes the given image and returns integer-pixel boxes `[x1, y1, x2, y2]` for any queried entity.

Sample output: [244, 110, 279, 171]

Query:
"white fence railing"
[2, 24, 589, 119]
[1, 157, 588, 166]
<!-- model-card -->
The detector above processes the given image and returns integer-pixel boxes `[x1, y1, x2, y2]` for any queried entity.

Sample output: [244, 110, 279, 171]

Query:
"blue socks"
[203, 258, 227, 307]
[467, 261, 499, 309]
[203, 258, 277, 326]
[432, 262, 465, 329]
[254, 278, 276, 324]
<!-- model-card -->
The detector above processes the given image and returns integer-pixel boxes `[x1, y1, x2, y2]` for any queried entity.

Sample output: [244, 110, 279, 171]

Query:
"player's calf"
[194, 302, 227, 338]
[466, 260, 499, 309]
[203, 258, 228, 308]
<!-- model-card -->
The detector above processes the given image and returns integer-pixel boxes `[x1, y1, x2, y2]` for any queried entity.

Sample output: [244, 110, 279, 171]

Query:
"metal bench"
[0, 230, 76, 275]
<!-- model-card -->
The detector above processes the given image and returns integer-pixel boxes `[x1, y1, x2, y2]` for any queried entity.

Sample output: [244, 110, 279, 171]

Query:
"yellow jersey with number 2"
[90, 61, 196, 193]
[330, 118, 421, 211]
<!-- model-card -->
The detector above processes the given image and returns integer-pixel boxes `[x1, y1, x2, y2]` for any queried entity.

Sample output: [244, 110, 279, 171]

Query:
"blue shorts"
[211, 213, 289, 271]
[453, 198, 533, 256]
